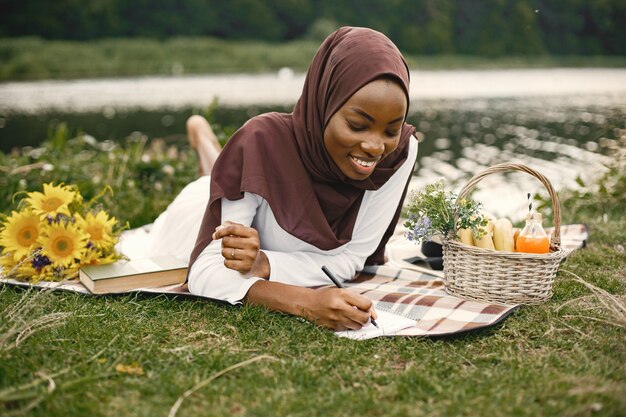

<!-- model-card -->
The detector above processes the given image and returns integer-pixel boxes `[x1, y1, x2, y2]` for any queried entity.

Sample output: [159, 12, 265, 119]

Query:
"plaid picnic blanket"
[1, 266, 516, 337]
[1, 223, 589, 338]
[351, 266, 517, 336]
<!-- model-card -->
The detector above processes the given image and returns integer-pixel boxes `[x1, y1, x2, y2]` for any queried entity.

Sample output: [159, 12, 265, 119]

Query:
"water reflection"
[407, 97, 624, 220]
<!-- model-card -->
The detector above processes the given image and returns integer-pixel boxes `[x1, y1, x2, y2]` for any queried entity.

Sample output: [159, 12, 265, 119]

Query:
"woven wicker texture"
[443, 163, 567, 305]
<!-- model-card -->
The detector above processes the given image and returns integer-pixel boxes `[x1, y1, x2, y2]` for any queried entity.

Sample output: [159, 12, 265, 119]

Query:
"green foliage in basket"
[404, 179, 487, 244]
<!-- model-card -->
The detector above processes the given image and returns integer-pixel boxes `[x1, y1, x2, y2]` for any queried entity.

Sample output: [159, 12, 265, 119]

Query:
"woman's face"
[323, 78, 407, 181]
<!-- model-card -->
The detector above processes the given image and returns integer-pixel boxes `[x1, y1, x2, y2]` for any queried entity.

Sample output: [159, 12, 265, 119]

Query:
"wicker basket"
[442, 163, 567, 305]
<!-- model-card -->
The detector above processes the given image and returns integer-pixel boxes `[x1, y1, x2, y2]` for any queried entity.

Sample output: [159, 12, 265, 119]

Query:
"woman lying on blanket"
[124, 27, 418, 331]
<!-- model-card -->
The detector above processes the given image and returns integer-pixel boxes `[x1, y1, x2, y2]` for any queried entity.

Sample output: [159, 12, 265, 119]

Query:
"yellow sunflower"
[0, 210, 40, 261]
[0, 252, 42, 280]
[0, 253, 18, 276]
[17, 261, 41, 281]
[82, 249, 117, 266]
[25, 183, 78, 219]
[76, 211, 118, 250]
[60, 262, 79, 280]
[38, 221, 88, 267]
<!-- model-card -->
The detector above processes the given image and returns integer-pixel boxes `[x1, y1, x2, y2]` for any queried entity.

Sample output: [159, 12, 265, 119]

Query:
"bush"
[0, 125, 198, 228]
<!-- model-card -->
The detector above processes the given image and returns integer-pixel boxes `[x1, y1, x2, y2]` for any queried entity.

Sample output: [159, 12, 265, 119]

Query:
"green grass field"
[1, 129, 625, 416]
[1, 36, 625, 81]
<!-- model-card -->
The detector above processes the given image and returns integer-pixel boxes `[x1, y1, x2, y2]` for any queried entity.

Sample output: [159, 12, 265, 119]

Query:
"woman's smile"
[349, 154, 380, 174]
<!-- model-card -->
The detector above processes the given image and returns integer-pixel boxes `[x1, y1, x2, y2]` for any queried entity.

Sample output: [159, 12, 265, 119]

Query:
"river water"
[1, 69, 625, 221]
[1, 68, 626, 112]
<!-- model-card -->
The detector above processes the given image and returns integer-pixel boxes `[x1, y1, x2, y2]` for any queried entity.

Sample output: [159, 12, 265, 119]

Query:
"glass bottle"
[516, 213, 550, 254]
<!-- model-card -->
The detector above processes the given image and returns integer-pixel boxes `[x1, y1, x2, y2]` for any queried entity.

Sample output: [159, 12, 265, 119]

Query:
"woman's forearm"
[244, 279, 314, 318]
[244, 279, 374, 331]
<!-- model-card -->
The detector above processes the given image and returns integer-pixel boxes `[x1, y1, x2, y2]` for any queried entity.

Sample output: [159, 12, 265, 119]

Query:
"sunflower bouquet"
[0, 182, 125, 282]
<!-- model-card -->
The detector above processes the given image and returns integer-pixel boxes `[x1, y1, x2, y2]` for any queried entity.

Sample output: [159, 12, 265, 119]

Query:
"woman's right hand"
[213, 221, 270, 278]
[304, 287, 377, 331]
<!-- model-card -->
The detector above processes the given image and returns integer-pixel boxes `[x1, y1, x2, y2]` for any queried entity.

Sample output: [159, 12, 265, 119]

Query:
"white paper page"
[335, 310, 416, 340]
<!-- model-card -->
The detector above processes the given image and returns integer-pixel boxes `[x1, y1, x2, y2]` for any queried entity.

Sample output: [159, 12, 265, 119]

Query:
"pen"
[321, 265, 379, 329]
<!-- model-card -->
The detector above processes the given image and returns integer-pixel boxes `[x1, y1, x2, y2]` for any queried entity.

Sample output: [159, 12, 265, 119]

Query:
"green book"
[79, 256, 188, 294]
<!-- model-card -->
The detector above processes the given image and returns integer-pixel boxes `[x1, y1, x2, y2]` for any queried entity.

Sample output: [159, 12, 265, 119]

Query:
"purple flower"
[413, 217, 431, 236]
[405, 216, 433, 243]
[47, 214, 64, 224]
[32, 254, 52, 270]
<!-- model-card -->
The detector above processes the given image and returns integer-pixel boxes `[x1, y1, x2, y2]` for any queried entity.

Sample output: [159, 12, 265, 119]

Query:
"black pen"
[321, 265, 379, 329]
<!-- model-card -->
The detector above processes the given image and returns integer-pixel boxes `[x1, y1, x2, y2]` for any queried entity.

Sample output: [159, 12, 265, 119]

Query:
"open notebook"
[335, 309, 416, 340]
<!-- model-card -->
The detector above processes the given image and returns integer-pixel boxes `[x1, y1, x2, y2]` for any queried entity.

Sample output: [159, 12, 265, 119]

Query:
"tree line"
[1, 0, 624, 56]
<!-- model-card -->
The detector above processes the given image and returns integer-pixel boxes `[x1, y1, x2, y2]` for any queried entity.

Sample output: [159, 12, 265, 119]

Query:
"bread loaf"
[458, 228, 474, 246]
[474, 220, 495, 250]
[493, 218, 515, 252]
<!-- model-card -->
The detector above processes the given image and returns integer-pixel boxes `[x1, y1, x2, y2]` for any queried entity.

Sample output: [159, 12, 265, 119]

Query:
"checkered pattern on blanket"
[347, 266, 517, 336]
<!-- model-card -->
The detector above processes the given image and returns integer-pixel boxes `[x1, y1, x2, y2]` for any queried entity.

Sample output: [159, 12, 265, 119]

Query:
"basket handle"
[456, 163, 561, 251]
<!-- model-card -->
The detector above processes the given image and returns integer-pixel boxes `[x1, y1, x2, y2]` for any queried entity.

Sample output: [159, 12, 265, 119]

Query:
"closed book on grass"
[79, 256, 187, 294]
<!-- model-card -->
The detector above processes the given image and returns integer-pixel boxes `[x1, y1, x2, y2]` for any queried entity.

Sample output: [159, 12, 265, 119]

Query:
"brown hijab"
[188, 26, 416, 269]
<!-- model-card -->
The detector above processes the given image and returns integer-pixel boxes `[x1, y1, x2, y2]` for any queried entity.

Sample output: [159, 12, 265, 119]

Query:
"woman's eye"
[347, 121, 366, 131]
[385, 130, 400, 137]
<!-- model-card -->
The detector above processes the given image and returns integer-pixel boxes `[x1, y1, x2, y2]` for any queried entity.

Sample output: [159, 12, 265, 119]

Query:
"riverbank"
[2, 68, 626, 113]
[2, 36, 625, 82]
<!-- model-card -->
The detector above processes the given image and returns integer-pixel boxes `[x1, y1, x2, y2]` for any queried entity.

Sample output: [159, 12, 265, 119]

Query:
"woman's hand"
[245, 281, 378, 331]
[304, 287, 378, 331]
[212, 221, 270, 278]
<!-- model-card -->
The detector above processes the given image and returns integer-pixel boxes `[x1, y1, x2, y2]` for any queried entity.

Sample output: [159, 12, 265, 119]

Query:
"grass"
[1, 128, 625, 416]
[0, 37, 320, 81]
[1, 36, 625, 82]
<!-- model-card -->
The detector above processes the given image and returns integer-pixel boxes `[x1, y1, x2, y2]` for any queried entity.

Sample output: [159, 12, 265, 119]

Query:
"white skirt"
[116, 176, 211, 262]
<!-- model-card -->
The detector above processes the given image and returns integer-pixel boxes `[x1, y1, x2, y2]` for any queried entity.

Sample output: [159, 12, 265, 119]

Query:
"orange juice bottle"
[516, 213, 550, 254]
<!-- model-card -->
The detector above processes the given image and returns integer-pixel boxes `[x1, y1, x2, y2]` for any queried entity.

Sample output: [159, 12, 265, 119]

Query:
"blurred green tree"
[0, 0, 623, 55]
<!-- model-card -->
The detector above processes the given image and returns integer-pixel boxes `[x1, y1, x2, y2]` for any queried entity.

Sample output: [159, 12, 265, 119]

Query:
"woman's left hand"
[212, 221, 270, 278]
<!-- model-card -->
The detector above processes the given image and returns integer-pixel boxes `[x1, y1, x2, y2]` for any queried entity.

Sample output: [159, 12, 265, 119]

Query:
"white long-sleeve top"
[188, 137, 418, 304]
